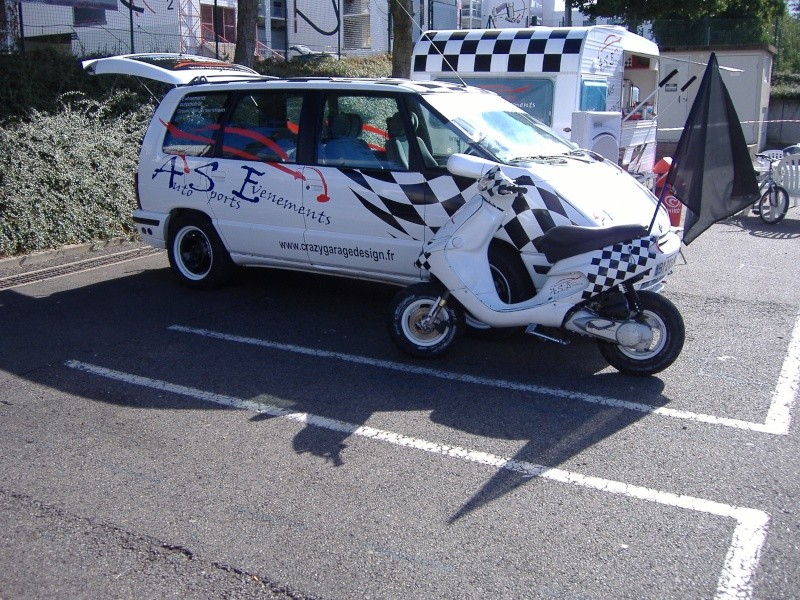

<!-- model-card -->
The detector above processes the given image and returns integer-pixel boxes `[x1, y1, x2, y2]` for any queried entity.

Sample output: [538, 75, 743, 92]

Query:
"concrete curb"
[0, 238, 131, 270]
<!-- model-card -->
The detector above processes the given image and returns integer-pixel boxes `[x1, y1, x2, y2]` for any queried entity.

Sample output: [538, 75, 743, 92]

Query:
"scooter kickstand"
[525, 324, 570, 345]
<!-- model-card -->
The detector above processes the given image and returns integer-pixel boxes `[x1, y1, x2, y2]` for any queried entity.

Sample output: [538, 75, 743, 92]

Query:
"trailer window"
[435, 76, 554, 126]
[580, 79, 608, 111]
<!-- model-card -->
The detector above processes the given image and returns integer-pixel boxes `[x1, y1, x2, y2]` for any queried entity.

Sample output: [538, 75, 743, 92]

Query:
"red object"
[653, 157, 683, 226]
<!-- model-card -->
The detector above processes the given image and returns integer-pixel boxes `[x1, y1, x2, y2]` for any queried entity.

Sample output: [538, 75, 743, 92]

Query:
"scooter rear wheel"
[598, 291, 685, 376]
[388, 283, 464, 358]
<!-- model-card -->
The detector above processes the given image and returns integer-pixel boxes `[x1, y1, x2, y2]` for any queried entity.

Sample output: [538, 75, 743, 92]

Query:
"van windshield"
[423, 91, 574, 163]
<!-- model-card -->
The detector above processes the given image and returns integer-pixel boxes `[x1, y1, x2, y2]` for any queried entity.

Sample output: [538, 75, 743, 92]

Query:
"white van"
[83, 53, 673, 308]
[410, 26, 662, 180]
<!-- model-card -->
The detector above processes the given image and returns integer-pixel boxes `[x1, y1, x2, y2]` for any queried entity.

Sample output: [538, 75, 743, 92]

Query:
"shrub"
[0, 48, 153, 125]
[0, 51, 391, 257]
[771, 71, 800, 98]
[254, 53, 392, 78]
[0, 94, 152, 257]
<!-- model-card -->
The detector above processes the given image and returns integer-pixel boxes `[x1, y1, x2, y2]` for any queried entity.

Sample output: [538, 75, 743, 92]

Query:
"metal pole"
[129, 0, 134, 53]
[16, 2, 25, 52]
[213, 0, 219, 59]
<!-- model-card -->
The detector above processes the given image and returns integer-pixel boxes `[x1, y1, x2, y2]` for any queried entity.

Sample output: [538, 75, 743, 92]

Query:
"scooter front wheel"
[389, 283, 464, 358]
[598, 291, 685, 376]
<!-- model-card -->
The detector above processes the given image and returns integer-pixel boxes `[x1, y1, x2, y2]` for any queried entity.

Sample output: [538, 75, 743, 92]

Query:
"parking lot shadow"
[0, 259, 670, 525]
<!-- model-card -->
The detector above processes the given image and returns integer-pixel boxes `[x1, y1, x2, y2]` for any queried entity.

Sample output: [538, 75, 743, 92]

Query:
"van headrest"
[387, 112, 420, 137]
[330, 113, 362, 138]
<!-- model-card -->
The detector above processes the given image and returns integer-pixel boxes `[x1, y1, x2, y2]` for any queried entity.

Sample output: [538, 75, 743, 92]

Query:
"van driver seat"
[320, 113, 380, 168]
[385, 112, 437, 170]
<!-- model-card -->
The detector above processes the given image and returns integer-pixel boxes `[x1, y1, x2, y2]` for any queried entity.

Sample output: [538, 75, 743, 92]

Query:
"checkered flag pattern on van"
[582, 237, 656, 300]
[412, 28, 586, 74]
[415, 249, 432, 270]
[341, 168, 582, 258]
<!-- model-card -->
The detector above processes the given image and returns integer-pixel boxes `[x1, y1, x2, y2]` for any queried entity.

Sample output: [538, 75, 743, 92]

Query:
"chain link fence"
[651, 18, 779, 48]
[6, 0, 201, 56]
[0, 5, 786, 62]
[2, 0, 470, 59]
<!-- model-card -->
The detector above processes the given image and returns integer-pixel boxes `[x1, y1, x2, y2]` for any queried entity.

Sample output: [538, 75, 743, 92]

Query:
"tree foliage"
[777, 10, 800, 72]
[573, 0, 786, 28]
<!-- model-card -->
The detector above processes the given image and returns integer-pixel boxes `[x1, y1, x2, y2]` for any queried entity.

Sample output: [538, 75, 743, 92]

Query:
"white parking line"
[168, 324, 798, 435]
[65, 359, 769, 600]
[763, 310, 800, 433]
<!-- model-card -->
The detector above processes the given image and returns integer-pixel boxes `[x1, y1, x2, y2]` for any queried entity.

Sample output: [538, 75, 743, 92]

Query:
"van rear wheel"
[168, 213, 234, 290]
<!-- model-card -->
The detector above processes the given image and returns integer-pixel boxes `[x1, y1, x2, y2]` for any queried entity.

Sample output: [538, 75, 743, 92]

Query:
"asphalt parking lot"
[1, 212, 799, 599]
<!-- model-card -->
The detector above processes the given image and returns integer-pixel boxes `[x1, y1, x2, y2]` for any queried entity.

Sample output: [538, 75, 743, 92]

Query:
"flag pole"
[647, 172, 671, 235]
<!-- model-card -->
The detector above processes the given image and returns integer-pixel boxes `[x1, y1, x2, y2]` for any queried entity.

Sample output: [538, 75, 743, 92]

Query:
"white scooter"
[388, 154, 685, 376]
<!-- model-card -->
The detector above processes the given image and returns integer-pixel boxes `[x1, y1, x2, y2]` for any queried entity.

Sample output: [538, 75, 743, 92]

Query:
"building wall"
[657, 47, 775, 153]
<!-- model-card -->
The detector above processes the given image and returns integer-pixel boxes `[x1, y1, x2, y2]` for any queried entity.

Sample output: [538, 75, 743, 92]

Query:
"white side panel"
[570, 111, 621, 162]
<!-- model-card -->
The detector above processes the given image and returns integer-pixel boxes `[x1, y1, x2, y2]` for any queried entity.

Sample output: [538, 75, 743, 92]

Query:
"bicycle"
[753, 153, 790, 224]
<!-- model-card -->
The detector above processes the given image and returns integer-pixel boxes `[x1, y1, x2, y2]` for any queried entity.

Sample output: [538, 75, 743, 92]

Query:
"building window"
[343, 0, 370, 49]
[200, 4, 237, 43]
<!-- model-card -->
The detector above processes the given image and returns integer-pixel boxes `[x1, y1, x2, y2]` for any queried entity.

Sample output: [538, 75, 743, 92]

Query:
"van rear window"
[162, 93, 229, 157]
[221, 92, 304, 163]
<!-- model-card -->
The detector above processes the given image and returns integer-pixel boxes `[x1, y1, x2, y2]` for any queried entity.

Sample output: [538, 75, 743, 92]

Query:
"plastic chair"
[775, 154, 800, 207]
[762, 149, 785, 162]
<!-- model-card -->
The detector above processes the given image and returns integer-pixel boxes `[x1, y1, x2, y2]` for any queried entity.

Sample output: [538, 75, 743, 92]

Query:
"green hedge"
[771, 71, 800, 99]
[0, 95, 152, 257]
[255, 53, 392, 78]
[0, 49, 391, 258]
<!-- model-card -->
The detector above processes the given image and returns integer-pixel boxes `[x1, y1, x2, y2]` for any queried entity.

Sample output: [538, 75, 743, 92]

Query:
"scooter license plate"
[654, 254, 677, 278]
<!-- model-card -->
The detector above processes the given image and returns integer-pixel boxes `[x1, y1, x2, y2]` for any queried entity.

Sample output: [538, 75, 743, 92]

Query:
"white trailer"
[410, 25, 664, 181]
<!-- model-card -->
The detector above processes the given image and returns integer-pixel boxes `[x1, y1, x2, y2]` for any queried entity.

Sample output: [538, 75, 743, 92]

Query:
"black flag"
[665, 53, 759, 244]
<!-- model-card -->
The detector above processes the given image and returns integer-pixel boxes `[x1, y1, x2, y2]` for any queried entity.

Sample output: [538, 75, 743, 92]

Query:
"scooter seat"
[540, 224, 649, 263]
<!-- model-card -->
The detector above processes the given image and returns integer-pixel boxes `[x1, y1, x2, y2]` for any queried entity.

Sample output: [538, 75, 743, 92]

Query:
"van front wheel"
[168, 214, 234, 290]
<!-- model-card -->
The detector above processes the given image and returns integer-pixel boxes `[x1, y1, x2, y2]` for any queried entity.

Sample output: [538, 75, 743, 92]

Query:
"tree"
[390, 0, 414, 78]
[234, 0, 259, 68]
[1, 0, 19, 52]
[571, 0, 785, 24]
[777, 9, 800, 71]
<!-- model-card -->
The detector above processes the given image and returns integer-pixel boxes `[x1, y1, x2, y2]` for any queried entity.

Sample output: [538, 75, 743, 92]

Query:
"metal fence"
[1, 5, 786, 61]
[652, 18, 779, 48]
[10, 1, 187, 56]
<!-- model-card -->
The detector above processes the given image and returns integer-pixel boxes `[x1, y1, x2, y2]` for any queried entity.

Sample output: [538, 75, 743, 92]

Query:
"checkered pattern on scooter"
[412, 28, 586, 74]
[582, 237, 657, 300]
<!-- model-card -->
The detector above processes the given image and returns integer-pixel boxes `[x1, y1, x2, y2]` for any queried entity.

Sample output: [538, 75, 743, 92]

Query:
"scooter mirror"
[446, 153, 500, 180]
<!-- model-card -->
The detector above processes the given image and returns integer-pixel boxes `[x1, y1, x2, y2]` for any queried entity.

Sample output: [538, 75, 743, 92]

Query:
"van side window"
[221, 92, 303, 163]
[411, 100, 466, 166]
[317, 94, 405, 170]
[162, 93, 228, 157]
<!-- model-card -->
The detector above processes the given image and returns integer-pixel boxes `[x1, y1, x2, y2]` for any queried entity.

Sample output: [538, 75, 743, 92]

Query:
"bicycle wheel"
[758, 185, 790, 224]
